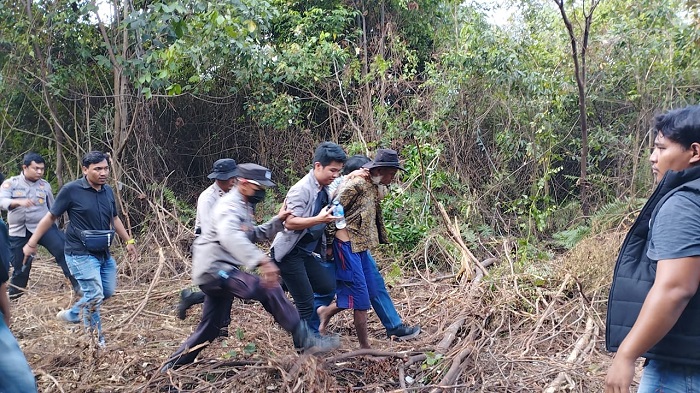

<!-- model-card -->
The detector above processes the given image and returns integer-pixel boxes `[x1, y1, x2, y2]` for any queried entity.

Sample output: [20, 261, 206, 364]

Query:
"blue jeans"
[316, 251, 403, 331]
[64, 254, 117, 340]
[366, 252, 402, 331]
[639, 359, 700, 392]
[0, 311, 37, 393]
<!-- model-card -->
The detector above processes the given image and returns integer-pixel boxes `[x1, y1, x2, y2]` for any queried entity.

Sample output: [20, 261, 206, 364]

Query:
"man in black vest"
[605, 105, 700, 392]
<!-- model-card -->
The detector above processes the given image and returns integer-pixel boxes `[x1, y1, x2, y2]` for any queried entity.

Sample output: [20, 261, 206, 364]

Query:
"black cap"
[237, 163, 275, 187]
[207, 158, 238, 180]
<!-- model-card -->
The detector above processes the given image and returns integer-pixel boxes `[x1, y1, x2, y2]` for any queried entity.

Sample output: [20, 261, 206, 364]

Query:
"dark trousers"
[0, 219, 10, 273]
[9, 226, 77, 295]
[278, 248, 335, 328]
[168, 268, 300, 366]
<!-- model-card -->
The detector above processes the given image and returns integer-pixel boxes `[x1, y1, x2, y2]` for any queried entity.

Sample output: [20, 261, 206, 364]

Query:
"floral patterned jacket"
[328, 176, 389, 253]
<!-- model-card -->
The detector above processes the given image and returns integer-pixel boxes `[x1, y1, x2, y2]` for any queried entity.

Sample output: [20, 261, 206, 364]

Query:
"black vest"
[606, 166, 700, 365]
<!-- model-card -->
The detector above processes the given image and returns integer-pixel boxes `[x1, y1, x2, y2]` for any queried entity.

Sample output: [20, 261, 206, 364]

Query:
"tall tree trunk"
[24, 0, 66, 185]
[554, 0, 600, 215]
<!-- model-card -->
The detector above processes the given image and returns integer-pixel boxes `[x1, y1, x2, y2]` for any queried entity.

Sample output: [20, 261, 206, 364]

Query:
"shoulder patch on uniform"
[2, 181, 10, 188]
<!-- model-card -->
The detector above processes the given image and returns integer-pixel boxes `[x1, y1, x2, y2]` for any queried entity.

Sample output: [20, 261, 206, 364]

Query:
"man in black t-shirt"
[23, 152, 138, 348]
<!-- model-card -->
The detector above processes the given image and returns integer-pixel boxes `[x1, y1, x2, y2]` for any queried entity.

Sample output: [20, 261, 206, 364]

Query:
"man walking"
[271, 142, 345, 336]
[0, 152, 80, 298]
[22, 151, 138, 348]
[605, 105, 700, 392]
[319, 149, 420, 345]
[162, 163, 338, 371]
[178, 158, 238, 326]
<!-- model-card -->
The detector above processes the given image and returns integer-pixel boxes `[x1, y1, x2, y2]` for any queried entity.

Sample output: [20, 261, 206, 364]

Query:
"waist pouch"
[79, 230, 115, 252]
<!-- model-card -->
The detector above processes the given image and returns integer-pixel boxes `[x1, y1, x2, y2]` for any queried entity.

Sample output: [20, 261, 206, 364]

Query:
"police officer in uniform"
[0, 152, 80, 298]
[177, 158, 238, 334]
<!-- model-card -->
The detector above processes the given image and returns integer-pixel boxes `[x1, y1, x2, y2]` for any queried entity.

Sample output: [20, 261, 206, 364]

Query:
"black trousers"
[9, 226, 78, 295]
[278, 247, 335, 323]
[167, 268, 300, 366]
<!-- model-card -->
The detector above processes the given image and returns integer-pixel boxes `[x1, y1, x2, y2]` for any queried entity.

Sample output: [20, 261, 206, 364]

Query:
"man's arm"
[605, 256, 700, 392]
[113, 216, 138, 261]
[284, 208, 336, 230]
[281, 185, 336, 230]
[22, 212, 58, 256]
[0, 180, 33, 210]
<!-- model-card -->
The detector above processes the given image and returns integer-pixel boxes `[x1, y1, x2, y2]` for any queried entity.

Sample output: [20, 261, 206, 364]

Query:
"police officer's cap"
[207, 158, 238, 180]
[237, 163, 275, 188]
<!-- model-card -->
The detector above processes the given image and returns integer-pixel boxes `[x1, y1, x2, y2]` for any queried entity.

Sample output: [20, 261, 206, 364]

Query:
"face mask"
[248, 188, 266, 205]
[371, 175, 382, 185]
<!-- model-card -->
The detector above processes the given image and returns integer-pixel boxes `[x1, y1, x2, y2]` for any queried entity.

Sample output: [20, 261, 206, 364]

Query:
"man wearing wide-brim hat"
[177, 158, 238, 329]
[318, 148, 420, 347]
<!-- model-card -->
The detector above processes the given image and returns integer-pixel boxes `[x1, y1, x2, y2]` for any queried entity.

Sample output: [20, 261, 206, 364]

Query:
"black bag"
[79, 229, 115, 252]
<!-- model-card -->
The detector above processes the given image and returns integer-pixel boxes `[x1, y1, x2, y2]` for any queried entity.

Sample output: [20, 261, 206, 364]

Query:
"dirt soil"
[9, 232, 636, 392]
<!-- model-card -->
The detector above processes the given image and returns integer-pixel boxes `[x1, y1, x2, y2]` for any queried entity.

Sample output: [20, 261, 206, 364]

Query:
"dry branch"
[543, 316, 596, 392]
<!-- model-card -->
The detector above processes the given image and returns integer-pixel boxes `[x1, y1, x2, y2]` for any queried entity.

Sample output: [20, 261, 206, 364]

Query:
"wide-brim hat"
[237, 163, 276, 187]
[207, 158, 238, 180]
[362, 148, 406, 171]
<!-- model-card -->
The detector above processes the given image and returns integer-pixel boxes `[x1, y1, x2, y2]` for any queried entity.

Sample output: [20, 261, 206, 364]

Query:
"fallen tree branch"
[430, 329, 478, 393]
[123, 248, 165, 326]
[326, 349, 412, 363]
[543, 315, 596, 392]
[436, 318, 466, 354]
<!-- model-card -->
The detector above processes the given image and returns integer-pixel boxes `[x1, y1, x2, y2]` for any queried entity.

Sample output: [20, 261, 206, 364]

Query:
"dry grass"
[8, 229, 630, 392]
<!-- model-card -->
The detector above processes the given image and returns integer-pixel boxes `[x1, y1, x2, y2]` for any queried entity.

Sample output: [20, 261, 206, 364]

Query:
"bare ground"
[9, 231, 635, 392]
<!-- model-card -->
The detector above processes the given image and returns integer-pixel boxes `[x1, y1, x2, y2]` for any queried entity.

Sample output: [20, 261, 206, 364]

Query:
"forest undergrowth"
[7, 226, 638, 392]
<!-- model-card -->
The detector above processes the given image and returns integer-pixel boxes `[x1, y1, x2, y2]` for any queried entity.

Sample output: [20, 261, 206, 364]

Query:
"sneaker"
[387, 324, 421, 341]
[292, 322, 340, 353]
[177, 288, 205, 320]
[56, 310, 80, 324]
[98, 336, 106, 349]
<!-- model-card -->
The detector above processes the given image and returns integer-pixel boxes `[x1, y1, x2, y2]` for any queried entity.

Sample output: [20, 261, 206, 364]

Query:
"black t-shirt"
[50, 177, 117, 255]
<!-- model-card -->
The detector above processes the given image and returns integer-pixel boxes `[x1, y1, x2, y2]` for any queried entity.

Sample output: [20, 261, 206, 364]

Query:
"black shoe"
[219, 327, 229, 338]
[159, 361, 179, 373]
[8, 288, 24, 300]
[177, 288, 205, 320]
[292, 321, 340, 353]
[387, 324, 421, 341]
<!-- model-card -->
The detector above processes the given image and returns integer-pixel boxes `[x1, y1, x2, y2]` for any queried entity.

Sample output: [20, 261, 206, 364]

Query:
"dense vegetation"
[2, 0, 699, 265]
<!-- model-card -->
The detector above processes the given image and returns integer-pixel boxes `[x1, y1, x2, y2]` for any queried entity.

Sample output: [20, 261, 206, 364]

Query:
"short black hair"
[23, 152, 45, 167]
[313, 142, 347, 167]
[0, 172, 4, 184]
[82, 151, 109, 168]
[655, 105, 700, 149]
[342, 154, 370, 175]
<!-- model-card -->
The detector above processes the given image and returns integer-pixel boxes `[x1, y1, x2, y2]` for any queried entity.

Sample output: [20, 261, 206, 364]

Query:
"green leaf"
[246, 20, 257, 33]
[244, 342, 256, 355]
[166, 83, 182, 95]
